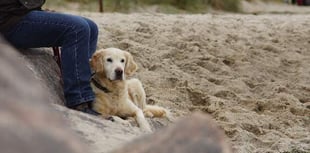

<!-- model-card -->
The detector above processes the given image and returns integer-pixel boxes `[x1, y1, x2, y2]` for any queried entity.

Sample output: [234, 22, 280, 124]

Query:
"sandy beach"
[71, 11, 310, 153]
[31, 2, 309, 152]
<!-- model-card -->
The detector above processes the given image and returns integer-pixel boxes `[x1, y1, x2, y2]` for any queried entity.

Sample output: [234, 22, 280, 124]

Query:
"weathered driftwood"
[112, 112, 233, 153]
[0, 37, 86, 153]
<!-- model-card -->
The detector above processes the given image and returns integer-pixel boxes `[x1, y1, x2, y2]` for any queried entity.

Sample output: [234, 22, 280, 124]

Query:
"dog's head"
[90, 48, 138, 81]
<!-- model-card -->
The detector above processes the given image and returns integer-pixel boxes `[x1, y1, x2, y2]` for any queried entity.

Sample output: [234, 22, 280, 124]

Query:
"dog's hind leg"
[144, 105, 173, 121]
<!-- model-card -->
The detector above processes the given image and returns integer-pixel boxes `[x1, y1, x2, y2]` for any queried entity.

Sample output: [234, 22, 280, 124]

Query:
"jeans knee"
[66, 17, 100, 42]
[84, 18, 98, 38]
[68, 17, 91, 37]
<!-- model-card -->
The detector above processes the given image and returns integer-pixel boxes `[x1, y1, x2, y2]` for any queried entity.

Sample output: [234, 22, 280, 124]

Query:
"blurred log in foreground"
[112, 112, 233, 153]
[0, 36, 85, 153]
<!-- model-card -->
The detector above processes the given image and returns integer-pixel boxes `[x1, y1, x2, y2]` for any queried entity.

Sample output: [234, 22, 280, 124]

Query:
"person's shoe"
[71, 102, 101, 116]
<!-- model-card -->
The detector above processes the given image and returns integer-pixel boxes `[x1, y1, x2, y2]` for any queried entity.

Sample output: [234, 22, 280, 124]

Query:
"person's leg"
[83, 17, 98, 59]
[3, 11, 98, 108]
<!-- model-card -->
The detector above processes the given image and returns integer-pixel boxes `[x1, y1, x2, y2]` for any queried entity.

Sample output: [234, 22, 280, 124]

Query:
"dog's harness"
[91, 74, 111, 93]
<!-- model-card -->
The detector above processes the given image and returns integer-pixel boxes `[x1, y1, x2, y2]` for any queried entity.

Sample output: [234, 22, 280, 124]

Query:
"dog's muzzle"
[115, 68, 123, 80]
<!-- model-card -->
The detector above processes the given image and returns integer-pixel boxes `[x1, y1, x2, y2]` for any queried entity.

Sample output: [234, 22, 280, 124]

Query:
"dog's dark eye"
[121, 59, 125, 63]
[107, 58, 113, 62]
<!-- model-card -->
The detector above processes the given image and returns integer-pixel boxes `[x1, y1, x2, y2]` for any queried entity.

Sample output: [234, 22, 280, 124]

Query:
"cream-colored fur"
[90, 48, 169, 132]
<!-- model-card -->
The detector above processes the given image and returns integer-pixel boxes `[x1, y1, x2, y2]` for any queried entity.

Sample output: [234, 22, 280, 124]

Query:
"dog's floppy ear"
[90, 51, 104, 73]
[124, 51, 138, 76]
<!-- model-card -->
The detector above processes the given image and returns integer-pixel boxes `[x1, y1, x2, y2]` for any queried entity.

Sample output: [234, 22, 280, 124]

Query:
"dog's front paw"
[105, 116, 115, 122]
[112, 116, 132, 127]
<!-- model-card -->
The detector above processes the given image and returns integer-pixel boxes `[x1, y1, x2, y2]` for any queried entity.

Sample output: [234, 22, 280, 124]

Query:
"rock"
[0, 36, 87, 153]
[111, 112, 232, 153]
[0, 36, 146, 153]
[21, 47, 65, 105]
[54, 104, 144, 153]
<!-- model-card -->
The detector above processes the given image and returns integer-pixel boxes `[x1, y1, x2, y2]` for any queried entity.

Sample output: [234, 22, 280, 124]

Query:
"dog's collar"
[91, 77, 111, 93]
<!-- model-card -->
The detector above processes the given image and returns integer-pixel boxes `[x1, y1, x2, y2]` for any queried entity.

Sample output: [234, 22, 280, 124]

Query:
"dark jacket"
[0, 0, 45, 33]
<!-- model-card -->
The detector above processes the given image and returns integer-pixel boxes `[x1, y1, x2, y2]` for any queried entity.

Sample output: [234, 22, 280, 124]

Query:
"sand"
[76, 12, 310, 153]
[57, 5, 310, 153]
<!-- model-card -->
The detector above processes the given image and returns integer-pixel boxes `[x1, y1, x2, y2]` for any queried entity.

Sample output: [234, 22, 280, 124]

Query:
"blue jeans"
[3, 11, 98, 107]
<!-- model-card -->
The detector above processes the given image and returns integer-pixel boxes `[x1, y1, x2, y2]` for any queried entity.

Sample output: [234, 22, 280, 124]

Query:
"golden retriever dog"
[90, 48, 169, 132]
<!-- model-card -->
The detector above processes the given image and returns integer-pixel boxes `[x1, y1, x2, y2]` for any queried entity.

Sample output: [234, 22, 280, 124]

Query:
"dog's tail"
[143, 105, 172, 121]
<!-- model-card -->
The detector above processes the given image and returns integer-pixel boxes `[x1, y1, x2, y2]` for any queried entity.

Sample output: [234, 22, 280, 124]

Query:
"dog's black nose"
[115, 68, 123, 76]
